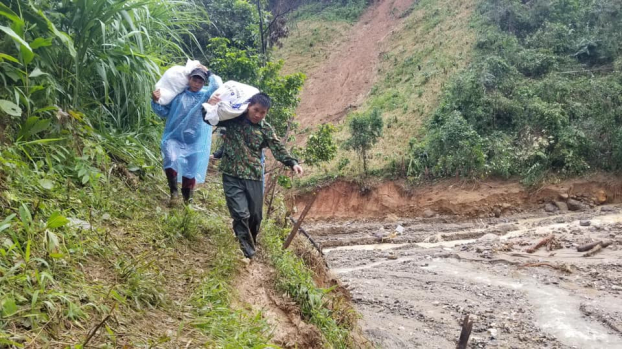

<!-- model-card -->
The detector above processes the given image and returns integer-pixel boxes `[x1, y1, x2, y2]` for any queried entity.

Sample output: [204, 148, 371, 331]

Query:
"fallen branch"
[82, 305, 115, 347]
[526, 234, 555, 253]
[577, 241, 603, 252]
[578, 240, 612, 253]
[582, 241, 612, 257]
[456, 314, 473, 349]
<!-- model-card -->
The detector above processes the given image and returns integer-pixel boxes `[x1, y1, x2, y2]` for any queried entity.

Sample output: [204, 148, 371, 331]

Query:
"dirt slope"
[295, 0, 415, 127]
[233, 258, 324, 348]
[293, 174, 622, 220]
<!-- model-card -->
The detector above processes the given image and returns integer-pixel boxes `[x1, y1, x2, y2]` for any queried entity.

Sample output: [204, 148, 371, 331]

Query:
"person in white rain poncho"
[151, 68, 222, 206]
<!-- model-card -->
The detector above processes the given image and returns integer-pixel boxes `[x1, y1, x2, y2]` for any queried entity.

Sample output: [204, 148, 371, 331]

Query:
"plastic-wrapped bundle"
[202, 81, 259, 125]
[154, 60, 202, 105]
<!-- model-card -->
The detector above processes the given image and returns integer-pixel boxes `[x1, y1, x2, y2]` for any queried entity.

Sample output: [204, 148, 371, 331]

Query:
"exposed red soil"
[292, 174, 622, 220]
[295, 0, 416, 130]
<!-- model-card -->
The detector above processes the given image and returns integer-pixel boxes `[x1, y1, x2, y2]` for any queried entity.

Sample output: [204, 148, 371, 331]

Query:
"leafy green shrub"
[410, 0, 622, 183]
[416, 111, 485, 178]
[304, 124, 338, 166]
[343, 109, 383, 174]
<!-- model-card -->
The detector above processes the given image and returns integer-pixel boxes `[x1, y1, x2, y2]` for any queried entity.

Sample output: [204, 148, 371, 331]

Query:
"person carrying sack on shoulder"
[151, 68, 221, 206]
[204, 92, 303, 259]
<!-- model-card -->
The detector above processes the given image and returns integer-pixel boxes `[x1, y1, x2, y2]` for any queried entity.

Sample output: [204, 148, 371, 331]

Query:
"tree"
[344, 109, 383, 174]
[304, 124, 337, 166]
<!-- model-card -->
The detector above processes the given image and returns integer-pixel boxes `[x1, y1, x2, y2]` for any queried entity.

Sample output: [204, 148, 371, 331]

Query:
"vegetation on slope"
[0, 0, 360, 347]
[408, 0, 622, 184]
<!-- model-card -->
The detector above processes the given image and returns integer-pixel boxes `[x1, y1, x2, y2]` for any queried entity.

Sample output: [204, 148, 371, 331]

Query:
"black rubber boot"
[181, 188, 193, 205]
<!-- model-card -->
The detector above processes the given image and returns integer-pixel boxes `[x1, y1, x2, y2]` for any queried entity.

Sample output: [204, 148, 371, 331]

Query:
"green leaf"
[0, 99, 21, 116]
[30, 37, 53, 49]
[39, 179, 54, 190]
[19, 203, 31, 227]
[0, 214, 16, 233]
[24, 240, 31, 262]
[0, 24, 32, 52]
[1, 298, 18, 317]
[47, 212, 69, 229]
[0, 3, 21, 25]
[31, 290, 39, 309]
[0, 53, 19, 63]
[18, 116, 51, 140]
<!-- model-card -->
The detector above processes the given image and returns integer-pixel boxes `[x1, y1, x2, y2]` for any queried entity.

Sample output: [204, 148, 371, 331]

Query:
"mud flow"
[305, 206, 622, 348]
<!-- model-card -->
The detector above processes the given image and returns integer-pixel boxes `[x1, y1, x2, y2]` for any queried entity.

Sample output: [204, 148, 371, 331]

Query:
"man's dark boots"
[181, 188, 193, 205]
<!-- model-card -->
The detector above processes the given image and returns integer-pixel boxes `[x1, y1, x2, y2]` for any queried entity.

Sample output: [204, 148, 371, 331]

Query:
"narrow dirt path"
[233, 257, 324, 348]
[296, 0, 415, 128]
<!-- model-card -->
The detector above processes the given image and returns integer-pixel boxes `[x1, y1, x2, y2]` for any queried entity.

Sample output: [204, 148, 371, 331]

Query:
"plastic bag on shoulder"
[155, 59, 202, 105]
[202, 81, 260, 125]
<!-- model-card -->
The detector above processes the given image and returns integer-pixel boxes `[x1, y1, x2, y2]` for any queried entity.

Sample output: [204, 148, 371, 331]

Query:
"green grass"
[261, 220, 357, 348]
[291, 0, 369, 23]
[0, 126, 276, 347]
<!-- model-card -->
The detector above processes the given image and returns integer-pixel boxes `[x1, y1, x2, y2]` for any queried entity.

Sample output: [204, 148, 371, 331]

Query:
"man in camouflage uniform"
[205, 93, 303, 258]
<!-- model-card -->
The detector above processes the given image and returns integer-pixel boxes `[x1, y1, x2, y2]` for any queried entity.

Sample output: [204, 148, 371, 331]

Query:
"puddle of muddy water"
[423, 258, 622, 349]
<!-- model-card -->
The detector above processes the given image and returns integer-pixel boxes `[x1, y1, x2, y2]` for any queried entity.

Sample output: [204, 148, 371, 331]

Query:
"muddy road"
[304, 205, 622, 348]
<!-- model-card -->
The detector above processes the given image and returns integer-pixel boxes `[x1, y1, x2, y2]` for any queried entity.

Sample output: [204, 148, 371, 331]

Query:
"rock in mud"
[567, 199, 586, 211]
[554, 201, 568, 212]
[423, 209, 436, 218]
[544, 203, 558, 213]
[493, 207, 502, 217]
[478, 233, 500, 243]
[559, 193, 569, 200]
[580, 220, 591, 227]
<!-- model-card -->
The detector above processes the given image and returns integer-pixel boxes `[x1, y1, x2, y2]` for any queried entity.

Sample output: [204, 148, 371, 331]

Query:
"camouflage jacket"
[215, 115, 297, 181]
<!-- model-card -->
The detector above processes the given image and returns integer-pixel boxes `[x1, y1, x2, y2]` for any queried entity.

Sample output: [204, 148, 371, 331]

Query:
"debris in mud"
[526, 234, 560, 253]
[582, 241, 613, 257]
[580, 220, 592, 226]
[567, 198, 586, 211]
[544, 203, 558, 213]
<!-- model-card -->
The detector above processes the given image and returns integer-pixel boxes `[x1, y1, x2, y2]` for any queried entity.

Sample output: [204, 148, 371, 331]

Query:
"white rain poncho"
[151, 74, 222, 183]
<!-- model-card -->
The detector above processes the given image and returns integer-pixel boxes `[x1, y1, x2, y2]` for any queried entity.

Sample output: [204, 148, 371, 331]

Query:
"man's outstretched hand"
[293, 164, 304, 176]
[152, 89, 161, 102]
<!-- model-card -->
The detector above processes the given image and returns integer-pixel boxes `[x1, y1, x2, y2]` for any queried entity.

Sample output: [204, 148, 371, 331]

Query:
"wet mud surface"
[306, 205, 622, 348]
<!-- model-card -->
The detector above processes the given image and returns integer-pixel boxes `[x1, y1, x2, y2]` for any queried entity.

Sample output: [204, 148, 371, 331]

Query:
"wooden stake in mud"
[456, 314, 473, 349]
[526, 234, 555, 253]
[283, 192, 317, 250]
[290, 217, 324, 254]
